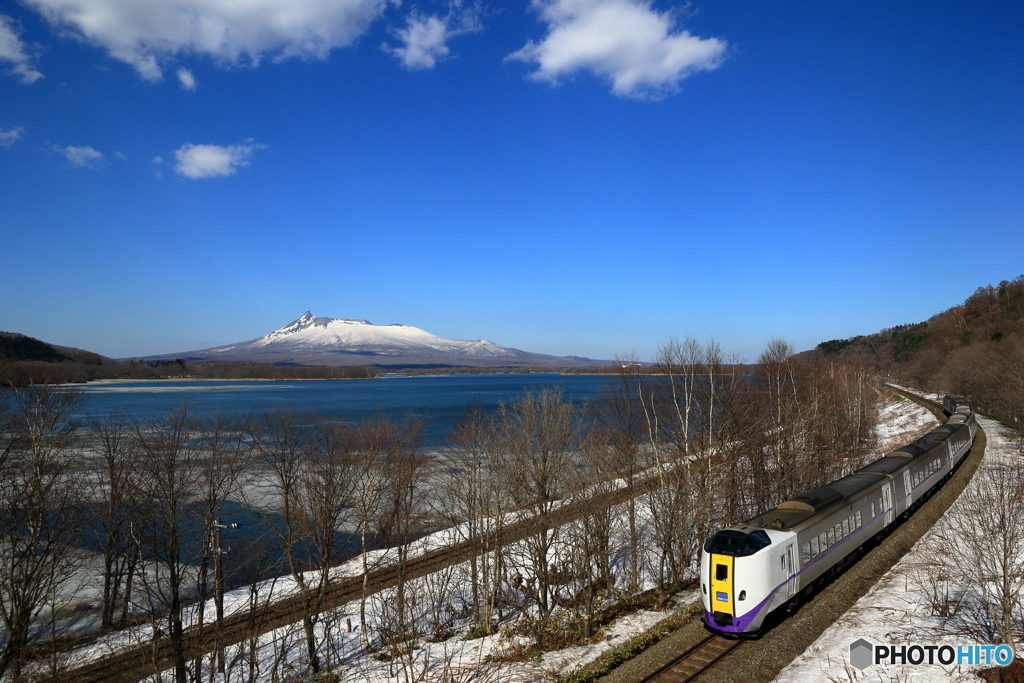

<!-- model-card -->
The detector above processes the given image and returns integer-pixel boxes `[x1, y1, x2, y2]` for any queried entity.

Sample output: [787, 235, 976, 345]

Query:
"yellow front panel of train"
[709, 554, 734, 616]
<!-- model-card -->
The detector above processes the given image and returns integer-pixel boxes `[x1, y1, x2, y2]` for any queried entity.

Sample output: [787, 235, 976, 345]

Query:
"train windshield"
[703, 530, 772, 557]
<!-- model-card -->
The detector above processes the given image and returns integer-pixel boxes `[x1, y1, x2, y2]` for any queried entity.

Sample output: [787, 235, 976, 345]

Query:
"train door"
[882, 482, 894, 525]
[709, 554, 733, 619]
[903, 470, 913, 508]
[785, 544, 797, 599]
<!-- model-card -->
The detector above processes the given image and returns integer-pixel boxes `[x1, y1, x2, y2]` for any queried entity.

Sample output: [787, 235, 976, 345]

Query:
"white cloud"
[23, 0, 388, 81]
[384, 2, 482, 70]
[56, 144, 106, 168]
[0, 14, 43, 83]
[172, 141, 265, 179]
[508, 0, 726, 99]
[0, 125, 25, 148]
[153, 155, 163, 164]
[176, 67, 196, 90]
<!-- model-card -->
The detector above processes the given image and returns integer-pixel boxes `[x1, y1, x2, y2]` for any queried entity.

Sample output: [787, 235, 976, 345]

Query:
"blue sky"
[1, 0, 1022, 362]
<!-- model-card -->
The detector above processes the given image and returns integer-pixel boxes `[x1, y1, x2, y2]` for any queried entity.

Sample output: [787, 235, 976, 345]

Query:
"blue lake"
[69, 373, 617, 445]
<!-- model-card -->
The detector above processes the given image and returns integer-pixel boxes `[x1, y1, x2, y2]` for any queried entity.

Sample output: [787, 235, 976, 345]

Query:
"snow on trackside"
[873, 393, 940, 451]
[773, 403, 1018, 683]
[55, 392, 936, 682]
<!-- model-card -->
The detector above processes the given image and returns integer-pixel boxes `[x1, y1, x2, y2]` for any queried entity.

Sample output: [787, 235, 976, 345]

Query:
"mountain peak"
[136, 312, 606, 367]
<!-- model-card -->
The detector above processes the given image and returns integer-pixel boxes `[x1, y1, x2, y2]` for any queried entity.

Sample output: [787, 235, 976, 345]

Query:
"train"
[699, 394, 976, 636]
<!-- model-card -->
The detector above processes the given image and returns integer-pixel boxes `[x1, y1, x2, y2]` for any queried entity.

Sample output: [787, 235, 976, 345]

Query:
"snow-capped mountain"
[137, 313, 605, 368]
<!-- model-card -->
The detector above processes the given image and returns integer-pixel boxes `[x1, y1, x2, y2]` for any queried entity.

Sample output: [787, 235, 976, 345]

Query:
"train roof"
[917, 430, 951, 443]
[890, 441, 945, 458]
[923, 423, 967, 439]
[730, 394, 973, 534]
[753, 473, 885, 530]
[779, 485, 842, 512]
[857, 456, 912, 475]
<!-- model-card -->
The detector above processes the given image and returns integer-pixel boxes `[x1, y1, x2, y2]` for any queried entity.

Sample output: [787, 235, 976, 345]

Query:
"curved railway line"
[599, 388, 986, 683]
[60, 388, 978, 683]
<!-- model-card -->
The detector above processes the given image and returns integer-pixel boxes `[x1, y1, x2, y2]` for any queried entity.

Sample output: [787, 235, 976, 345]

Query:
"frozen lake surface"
[67, 373, 616, 444]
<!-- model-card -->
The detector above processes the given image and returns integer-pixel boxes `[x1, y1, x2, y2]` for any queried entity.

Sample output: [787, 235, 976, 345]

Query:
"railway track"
[637, 634, 744, 683]
[601, 388, 984, 683]
[61, 388, 959, 683]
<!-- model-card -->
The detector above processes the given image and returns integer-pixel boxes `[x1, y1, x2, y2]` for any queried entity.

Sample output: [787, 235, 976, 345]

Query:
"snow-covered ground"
[47, 392, 950, 683]
[773, 397, 1020, 683]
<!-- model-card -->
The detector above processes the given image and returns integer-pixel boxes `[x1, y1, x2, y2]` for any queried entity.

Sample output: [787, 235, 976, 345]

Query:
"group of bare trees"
[0, 390, 433, 683]
[0, 387, 88, 682]
[0, 338, 881, 682]
[431, 339, 880, 644]
[912, 454, 1024, 654]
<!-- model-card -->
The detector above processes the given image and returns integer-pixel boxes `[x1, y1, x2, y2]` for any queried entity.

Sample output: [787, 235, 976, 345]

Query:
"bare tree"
[352, 419, 394, 650]
[929, 459, 1024, 651]
[375, 419, 429, 654]
[190, 413, 253, 681]
[495, 388, 582, 621]
[292, 419, 361, 673]
[434, 404, 505, 634]
[593, 356, 647, 592]
[88, 410, 141, 631]
[0, 386, 88, 682]
[250, 408, 325, 673]
[131, 402, 204, 683]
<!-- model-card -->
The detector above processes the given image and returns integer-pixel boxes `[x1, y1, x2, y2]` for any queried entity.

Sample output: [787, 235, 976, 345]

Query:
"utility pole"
[212, 519, 240, 675]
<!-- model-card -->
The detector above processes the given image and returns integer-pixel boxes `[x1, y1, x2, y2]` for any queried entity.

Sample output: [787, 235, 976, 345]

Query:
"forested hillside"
[808, 274, 1024, 426]
[0, 332, 375, 386]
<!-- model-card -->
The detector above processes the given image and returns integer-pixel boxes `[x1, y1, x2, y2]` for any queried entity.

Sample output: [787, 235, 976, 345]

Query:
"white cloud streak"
[0, 125, 25, 148]
[508, 0, 726, 99]
[385, 1, 482, 70]
[23, 0, 388, 81]
[176, 67, 196, 90]
[56, 144, 106, 168]
[0, 14, 43, 83]
[172, 141, 265, 179]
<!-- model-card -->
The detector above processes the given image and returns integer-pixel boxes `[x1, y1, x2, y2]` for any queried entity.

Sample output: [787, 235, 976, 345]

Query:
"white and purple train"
[700, 395, 976, 635]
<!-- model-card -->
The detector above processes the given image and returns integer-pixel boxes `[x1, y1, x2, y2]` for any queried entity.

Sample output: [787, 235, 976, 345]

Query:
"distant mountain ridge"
[0, 331, 111, 365]
[136, 312, 607, 368]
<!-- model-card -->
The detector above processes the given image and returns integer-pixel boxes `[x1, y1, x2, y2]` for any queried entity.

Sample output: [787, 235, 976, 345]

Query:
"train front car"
[700, 526, 798, 635]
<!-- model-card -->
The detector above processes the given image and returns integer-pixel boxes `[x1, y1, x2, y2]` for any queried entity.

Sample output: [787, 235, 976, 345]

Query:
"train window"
[856, 511, 862, 528]
[820, 532, 828, 549]
[716, 564, 728, 581]
[827, 528, 835, 546]
[810, 537, 819, 557]
[780, 555, 785, 570]
[801, 542, 810, 564]
[842, 519, 850, 537]
[703, 529, 771, 557]
[871, 502, 876, 519]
